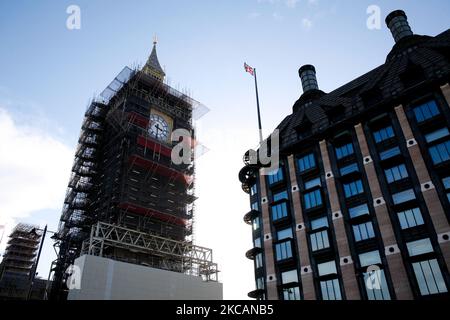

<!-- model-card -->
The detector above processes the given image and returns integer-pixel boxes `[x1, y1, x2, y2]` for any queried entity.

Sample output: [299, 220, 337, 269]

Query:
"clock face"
[148, 114, 170, 141]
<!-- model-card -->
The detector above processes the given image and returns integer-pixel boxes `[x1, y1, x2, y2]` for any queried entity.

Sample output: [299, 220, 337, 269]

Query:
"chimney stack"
[385, 10, 413, 43]
[299, 64, 319, 93]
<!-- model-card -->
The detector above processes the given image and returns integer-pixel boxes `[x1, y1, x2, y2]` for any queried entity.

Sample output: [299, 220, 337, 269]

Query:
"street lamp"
[26, 225, 56, 300]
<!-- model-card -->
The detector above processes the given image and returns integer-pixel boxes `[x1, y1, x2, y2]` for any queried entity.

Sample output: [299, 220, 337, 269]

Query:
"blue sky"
[0, 0, 449, 300]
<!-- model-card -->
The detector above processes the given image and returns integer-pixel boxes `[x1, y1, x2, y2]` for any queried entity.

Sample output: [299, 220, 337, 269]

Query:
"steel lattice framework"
[81, 222, 218, 282]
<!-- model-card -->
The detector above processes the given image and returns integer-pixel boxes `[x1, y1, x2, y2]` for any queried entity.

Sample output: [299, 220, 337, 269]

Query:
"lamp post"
[26, 226, 55, 300]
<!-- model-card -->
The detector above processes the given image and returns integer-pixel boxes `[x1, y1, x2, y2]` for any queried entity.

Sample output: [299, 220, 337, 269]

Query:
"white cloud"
[0, 108, 73, 252]
[302, 17, 313, 29]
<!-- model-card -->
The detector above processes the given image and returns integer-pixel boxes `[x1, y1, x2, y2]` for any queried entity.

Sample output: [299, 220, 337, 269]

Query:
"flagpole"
[253, 68, 263, 143]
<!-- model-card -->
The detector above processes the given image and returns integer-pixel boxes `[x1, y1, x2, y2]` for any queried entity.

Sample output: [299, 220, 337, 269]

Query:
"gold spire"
[143, 36, 165, 81]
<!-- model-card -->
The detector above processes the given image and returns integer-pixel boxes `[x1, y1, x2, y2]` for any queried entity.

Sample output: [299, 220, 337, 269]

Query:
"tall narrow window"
[406, 238, 448, 296]
[413, 100, 440, 123]
[317, 261, 342, 300]
[384, 164, 409, 183]
[343, 180, 364, 198]
[255, 253, 263, 269]
[310, 216, 330, 251]
[268, 168, 284, 185]
[373, 126, 395, 143]
[256, 277, 265, 290]
[273, 190, 288, 202]
[275, 240, 293, 261]
[429, 140, 450, 165]
[298, 153, 316, 172]
[442, 177, 450, 203]
[397, 207, 424, 229]
[250, 184, 258, 196]
[335, 143, 354, 160]
[359, 250, 391, 300]
[252, 216, 260, 231]
[353, 221, 375, 242]
[271, 202, 288, 221]
[303, 189, 322, 209]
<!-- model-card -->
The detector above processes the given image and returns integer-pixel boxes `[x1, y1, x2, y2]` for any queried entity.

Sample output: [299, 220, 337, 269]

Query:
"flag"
[244, 62, 254, 76]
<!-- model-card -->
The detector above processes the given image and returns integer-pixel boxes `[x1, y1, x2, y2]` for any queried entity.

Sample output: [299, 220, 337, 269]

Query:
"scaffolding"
[0, 223, 43, 299]
[81, 222, 218, 281]
[48, 63, 215, 299]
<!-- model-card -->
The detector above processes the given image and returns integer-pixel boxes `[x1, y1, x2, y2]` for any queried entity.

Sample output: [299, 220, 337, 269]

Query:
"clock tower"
[49, 41, 220, 300]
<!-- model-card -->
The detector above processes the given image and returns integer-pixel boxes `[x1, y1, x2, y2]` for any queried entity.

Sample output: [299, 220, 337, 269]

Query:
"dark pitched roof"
[277, 29, 450, 150]
[143, 43, 166, 79]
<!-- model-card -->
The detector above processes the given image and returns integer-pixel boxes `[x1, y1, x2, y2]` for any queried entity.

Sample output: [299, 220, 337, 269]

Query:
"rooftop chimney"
[299, 64, 319, 93]
[385, 10, 413, 43]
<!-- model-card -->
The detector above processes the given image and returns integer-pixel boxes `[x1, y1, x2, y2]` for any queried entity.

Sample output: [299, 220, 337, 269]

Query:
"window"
[273, 190, 288, 202]
[271, 202, 288, 221]
[255, 253, 263, 269]
[406, 238, 448, 296]
[397, 207, 424, 229]
[256, 277, 265, 290]
[384, 164, 408, 183]
[442, 177, 450, 203]
[250, 184, 258, 196]
[343, 180, 364, 198]
[429, 140, 450, 165]
[340, 163, 359, 176]
[413, 100, 440, 123]
[379, 146, 401, 160]
[310, 216, 328, 230]
[348, 203, 370, 219]
[412, 260, 448, 295]
[392, 189, 416, 205]
[318, 261, 337, 276]
[406, 238, 434, 257]
[353, 222, 375, 242]
[298, 153, 316, 172]
[320, 279, 342, 300]
[254, 238, 261, 248]
[282, 287, 301, 300]
[310, 217, 330, 252]
[359, 250, 381, 267]
[277, 228, 293, 241]
[281, 269, 298, 284]
[359, 251, 391, 300]
[252, 216, 260, 231]
[275, 240, 293, 261]
[303, 189, 322, 209]
[335, 143, 354, 160]
[373, 126, 395, 143]
[425, 127, 449, 143]
[268, 168, 284, 185]
[251, 202, 259, 211]
[304, 177, 321, 190]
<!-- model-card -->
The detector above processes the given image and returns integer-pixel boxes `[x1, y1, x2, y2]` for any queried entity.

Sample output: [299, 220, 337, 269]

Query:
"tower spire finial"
[142, 35, 165, 81]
